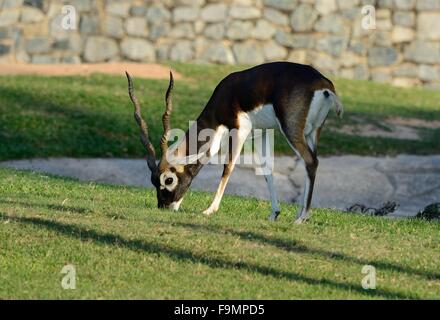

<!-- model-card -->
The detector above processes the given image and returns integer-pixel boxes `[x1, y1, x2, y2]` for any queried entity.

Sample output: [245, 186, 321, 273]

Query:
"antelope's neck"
[171, 117, 215, 177]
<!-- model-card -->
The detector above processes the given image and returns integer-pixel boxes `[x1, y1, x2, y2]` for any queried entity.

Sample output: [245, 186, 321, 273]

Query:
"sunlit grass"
[0, 168, 439, 299]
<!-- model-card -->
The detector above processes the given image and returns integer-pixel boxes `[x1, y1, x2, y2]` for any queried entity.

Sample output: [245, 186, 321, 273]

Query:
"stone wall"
[1, 0, 440, 88]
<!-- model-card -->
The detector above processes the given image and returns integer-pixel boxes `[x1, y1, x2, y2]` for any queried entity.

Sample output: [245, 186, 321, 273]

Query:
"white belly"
[247, 104, 279, 129]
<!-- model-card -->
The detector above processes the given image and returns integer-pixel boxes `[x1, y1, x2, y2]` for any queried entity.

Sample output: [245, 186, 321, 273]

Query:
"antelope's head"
[126, 71, 193, 211]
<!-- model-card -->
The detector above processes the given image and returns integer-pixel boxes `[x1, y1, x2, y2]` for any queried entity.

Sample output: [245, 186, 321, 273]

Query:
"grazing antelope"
[126, 62, 343, 224]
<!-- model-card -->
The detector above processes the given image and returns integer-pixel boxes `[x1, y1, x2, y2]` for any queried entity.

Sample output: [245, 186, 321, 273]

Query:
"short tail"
[324, 90, 344, 118]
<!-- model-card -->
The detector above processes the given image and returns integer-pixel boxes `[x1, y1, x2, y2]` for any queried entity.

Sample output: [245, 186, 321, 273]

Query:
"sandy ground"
[0, 62, 182, 79]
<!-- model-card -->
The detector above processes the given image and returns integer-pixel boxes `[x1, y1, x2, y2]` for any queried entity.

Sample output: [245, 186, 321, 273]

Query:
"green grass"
[1, 63, 440, 161]
[1, 167, 439, 299]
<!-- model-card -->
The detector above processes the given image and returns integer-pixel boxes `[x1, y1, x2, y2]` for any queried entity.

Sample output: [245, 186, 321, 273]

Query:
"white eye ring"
[160, 172, 178, 191]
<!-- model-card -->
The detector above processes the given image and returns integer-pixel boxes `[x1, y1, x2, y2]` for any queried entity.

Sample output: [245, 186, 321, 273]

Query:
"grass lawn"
[1, 63, 440, 161]
[1, 167, 439, 299]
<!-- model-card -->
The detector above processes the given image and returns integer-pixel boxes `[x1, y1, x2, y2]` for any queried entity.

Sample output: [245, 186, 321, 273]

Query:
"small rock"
[121, 38, 155, 62]
[368, 47, 398, 67]
[156, 42, 170, 60]
[263, 41, 287, 61]
[263, 8, 289, 25]
[307, 51, 339, 72]
[204, 23, 225, 40]
[287, 50, 307, 64]
[314, 14, 345, 34]
[201, 42, 235, 64]
[315, 35, 348, 57]
[393, 11, 415, 27]
[130, 6, 147, 16]
[173, 6, 199, 22]
[53, 33, 82, 54]
[275, 31, 314, 49]
[25, 37, 51, 54]
[201, 4, 227, 22]
[233, 42, 264, 64]
[103, 16, 124, 39]
[106, 1, 130, 17]
[226, 21, 253, 40]
[263, 0, 297, 11]
[125, 17, 148, 37]
[229, 5, 261, 19]
[393, 63, 418, 77]
[176, 0, 205, 5]
[80, 15, 99, 34]
[170, 41, 193, 62]
[0, 9, 20, 27]
[391, 26, 415, 43]
[336, 0, 360, 10]
[290, 4, 317, 32]
[315, 0, 337, 15]
[353, 64, 369, 80]
[31, 55, 60, 64]
[169, 23, 195, 39]
[149, 23, 171, 40]
[147, 6, 171, 25]
[416, 0, 440, 10]
[61, 55, 81, 64]
[3, 0, 23, 8]
[84, 36, 119, 62]
[20, 7, 44, 23]
[404, 41, 440, 64]
[394, 0, 415, 10]
[416, 203, 440, 221]
[69, 0, 93, 12]
[0, 44, 10, 55]
[252, 20, 276, 40]
[419, 65, 439, 81]
[417, 13, 440, 41]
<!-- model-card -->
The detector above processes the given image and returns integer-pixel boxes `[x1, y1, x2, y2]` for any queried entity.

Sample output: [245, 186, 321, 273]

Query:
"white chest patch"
[247, 104, 279, 129]
[209, 125, 228, 156]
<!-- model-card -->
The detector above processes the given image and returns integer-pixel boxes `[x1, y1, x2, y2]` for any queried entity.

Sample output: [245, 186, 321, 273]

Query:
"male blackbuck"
[126, 62, 343, 224]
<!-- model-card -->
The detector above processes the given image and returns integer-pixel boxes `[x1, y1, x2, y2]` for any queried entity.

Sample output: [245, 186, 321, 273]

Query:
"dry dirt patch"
[330, 116, 440, 141]
[0, 62, 183, 80]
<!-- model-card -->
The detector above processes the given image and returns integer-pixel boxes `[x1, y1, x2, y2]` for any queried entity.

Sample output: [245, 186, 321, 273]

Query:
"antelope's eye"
[165, 177, 174, 185]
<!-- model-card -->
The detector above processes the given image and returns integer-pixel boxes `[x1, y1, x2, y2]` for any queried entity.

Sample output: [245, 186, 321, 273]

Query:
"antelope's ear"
[167, 153, 204, 166]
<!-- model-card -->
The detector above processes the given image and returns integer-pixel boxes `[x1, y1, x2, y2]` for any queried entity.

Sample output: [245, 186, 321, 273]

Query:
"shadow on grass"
[0, 212, 419, 299]
[0, 84, 149, 160]
[171, 221, 440, 282]
[0, 199, 93, 215]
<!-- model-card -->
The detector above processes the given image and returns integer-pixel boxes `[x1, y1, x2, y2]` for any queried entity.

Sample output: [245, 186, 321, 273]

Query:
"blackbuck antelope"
[126, 62, 343, 224]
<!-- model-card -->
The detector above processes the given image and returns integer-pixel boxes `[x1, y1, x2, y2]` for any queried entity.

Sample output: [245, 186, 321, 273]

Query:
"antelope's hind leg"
[276, 119, 319, 224]
[253, 130, 281, 221]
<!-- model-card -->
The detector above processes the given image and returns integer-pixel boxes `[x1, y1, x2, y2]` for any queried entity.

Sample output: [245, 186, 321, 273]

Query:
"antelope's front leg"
[203, 125, 251, 216]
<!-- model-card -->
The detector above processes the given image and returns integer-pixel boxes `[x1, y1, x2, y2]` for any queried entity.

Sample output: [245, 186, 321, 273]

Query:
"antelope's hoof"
[203, 208, 215, 216]
[294, 217, 308, 225]
[268, 211, 280, 222]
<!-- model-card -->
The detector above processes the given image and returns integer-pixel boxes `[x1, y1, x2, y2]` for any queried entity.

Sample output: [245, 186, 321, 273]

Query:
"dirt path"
[0, 62, 183, 79]
[2, 155, 439, 218]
